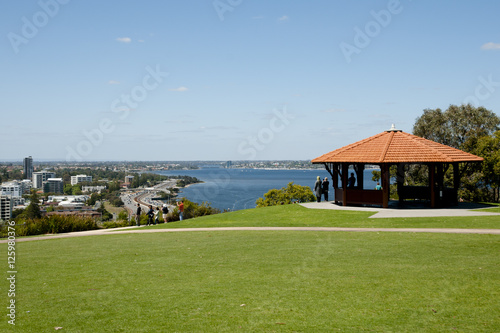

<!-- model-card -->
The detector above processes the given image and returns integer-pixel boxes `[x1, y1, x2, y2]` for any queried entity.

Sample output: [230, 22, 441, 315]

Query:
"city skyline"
[1, 1, 499, 161]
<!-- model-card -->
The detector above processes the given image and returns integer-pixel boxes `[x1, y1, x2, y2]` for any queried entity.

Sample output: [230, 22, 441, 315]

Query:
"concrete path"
[2, 202, 499, 243]
[300, 201, 500, 219]
[2, 224, 500, 244]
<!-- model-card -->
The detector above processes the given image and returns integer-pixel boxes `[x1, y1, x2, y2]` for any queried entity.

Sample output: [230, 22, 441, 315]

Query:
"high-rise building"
[33, 170, 56, 189]
[71, 175, 92, 185]
[43, 178, 64, 194]
[23, 156, 33, 179]
[0, 195, 12, 222]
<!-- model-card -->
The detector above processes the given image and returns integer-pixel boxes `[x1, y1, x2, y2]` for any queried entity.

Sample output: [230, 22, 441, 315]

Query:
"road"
[121, 180, 178, 217]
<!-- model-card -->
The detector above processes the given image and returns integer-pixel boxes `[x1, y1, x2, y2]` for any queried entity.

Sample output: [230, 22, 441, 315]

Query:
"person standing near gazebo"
[322, 177, 330, 201]
[347, 173, 356, 188]
[314, 176, 322, 202]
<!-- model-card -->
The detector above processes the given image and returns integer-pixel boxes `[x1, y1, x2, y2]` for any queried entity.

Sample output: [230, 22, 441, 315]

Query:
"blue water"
[156, 168, 379, 211]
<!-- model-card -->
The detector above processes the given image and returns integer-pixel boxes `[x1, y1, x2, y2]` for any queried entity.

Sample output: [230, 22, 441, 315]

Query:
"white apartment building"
[71, 175, 93, 185]
[0, 182, 22, 197]
[0, 195, 12, 222]
[48, 195, 90, 203]
[33, 170, 56, 189]
[82, 185, 106, 193]
[48, 195, 89, 208]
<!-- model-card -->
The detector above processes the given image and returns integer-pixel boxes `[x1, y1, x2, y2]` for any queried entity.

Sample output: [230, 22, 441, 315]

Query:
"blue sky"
[1, 0, 499, 161]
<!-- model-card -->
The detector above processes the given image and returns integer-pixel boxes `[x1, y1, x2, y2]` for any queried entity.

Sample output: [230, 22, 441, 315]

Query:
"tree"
[109, 196, 124, 207]
[412, 104, 500, 202]
[86, 193, 100, 206]
[413, 104, 500, 150]
[64, 184, 82, 195]
[63, 184, 73, 195]
[24, 190, 42, 219]
[97, 206, 113, 221]
[108, 181, 121, 192]
[256, 182, 316, 207]
[472, 131, 500, 202]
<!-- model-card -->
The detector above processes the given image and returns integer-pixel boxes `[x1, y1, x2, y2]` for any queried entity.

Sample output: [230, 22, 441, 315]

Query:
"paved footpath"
[300, 201, 500, 218]
[2, 225, 500, 244]
[2, 202, 499, 243]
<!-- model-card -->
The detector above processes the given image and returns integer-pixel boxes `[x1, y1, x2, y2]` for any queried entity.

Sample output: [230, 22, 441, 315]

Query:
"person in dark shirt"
[347, 173, 356, 188]
[146, 205, 154, 226]
[135, 204, 141, 226]
[322, 177, 330, 201]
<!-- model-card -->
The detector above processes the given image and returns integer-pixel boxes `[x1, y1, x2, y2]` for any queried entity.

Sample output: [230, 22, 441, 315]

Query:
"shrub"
[117, 211, 129, 221]
[101, 220, 130, 229]
[167, 198, 220, 222]
[256, 182, 316, 207]
[1, 215, 99, 237]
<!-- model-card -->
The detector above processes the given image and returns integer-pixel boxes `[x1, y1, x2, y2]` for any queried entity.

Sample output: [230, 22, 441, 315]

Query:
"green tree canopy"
[256, 182, 316, 207]
[471, 130, 500, 202]
[412, 104, 500, 202]
[413, 104, 500, 150]
[24, 190, 42, 219]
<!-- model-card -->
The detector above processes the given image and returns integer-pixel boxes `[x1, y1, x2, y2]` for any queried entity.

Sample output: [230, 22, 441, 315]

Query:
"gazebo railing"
[335, 188, 383, 206]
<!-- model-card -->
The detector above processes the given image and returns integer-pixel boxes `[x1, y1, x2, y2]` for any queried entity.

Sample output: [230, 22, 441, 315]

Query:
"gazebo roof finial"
[387, 124, 402, 132]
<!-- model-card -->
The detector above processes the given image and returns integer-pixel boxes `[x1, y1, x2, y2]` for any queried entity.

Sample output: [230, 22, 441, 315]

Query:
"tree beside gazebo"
[412, 104, 500, 202]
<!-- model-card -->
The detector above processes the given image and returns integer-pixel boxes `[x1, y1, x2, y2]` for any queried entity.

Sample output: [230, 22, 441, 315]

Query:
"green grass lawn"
[2, 230, 499, 332]
[147, 204, 500, 230]
[476, 203, 500, 214]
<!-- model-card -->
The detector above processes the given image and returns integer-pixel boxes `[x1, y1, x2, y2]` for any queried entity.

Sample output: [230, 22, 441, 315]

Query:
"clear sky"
[1, 0, 499, 161]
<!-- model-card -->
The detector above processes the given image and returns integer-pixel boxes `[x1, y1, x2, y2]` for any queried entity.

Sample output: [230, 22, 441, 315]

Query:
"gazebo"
[311, 126, 484, 208]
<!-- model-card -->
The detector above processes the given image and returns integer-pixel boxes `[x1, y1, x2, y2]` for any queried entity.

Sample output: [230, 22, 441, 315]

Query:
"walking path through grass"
[3, 202, 499, 243]
[3, 225, 499, 244]
[300, 201, 500, 218]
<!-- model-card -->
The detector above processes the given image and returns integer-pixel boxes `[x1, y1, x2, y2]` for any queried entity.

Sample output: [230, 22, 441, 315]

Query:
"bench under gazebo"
[311, 126, 484, 208]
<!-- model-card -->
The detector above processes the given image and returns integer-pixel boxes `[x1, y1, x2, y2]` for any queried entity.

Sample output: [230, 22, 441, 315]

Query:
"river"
[155, 168, 379, 211]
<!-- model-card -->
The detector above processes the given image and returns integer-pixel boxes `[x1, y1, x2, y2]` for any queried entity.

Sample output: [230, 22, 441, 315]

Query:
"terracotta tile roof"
[311, 130, 484, 164]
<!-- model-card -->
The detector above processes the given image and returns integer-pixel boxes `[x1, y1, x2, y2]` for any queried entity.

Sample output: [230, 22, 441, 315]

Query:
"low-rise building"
[82, 185, 106, 193]
[71, 175, 92, 185]
[47, 195, 89, 208]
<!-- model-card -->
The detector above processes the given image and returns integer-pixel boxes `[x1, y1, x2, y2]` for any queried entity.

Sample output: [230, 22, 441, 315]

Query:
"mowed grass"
[147, 204, 500, 230]
[2, 230, 499, 332]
